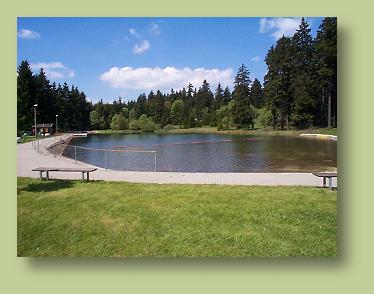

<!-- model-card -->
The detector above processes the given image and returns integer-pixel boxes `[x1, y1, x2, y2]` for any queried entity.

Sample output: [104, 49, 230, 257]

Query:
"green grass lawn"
[17, 177, 337, 257]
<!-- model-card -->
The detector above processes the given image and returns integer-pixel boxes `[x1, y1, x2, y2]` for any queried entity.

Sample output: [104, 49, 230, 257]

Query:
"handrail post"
[74, 146, 77, 163]
[105, 150, 108, 171]
[154, 151, 157, 172]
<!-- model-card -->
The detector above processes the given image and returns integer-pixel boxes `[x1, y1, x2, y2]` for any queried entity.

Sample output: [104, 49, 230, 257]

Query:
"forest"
[17, 17, 336, 134]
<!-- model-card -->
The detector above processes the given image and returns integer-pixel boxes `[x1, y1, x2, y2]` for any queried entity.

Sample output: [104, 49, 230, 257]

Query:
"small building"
[32, 123, 54, 135]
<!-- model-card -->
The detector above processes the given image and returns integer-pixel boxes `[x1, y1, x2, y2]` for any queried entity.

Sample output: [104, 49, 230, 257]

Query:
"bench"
[32, 167, 97, 181]
[313, 172, 337, 190]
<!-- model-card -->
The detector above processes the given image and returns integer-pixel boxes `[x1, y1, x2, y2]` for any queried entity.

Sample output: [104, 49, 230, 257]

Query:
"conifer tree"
[232, 64, 255, 129]
[250, 78, 264, 109]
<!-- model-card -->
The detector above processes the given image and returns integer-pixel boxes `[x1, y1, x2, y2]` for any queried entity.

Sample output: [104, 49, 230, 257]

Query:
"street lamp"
[33, 104, 38, 139]
[55, 114, 59, 134]
[33, 104, 38, 151]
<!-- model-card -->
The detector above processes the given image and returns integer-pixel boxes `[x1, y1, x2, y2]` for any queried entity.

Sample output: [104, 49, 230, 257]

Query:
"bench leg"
[39, 171, 43, 181]
[323, 177, 326, 188]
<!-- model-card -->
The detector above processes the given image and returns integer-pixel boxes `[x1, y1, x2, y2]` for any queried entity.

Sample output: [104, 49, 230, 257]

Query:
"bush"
[138, 114, 156, 131]
[110, 114, 128, 130]
[129, 119, 141, 130]
[217, 116, 231, 130]
[256, 108, 273, 128]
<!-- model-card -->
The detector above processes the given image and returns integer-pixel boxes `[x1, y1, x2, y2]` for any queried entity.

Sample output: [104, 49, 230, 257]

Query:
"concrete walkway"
[17, 136, 337, 187]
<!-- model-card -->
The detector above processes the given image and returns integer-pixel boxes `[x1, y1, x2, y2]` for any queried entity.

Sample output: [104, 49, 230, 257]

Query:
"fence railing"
[66, 144, 157, 171]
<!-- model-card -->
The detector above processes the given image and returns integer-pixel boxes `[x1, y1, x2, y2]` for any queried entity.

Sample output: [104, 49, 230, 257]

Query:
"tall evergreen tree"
[17, 60, 35, 133]
[314, 17, 337, 127]
[232, 64, 255, 129]
[264, 37, 294, 129]
[290, 17, 316, 128]
[214, 83, 224, 109]
[250, 79, 264, 109]
[135, 93, 147, 118]
[222, 86, 232, 105]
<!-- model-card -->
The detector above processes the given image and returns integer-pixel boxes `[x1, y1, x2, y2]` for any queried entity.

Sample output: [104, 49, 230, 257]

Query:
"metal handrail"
[61, 142, 157, 172]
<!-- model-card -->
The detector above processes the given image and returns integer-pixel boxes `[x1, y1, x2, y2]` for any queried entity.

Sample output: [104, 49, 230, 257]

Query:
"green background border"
[1, 0, 372, 292]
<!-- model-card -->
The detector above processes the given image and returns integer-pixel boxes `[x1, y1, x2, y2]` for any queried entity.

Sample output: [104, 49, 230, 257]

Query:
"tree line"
[264, 17, 337, 129]
[17, 17, 336, 134]
[17, 61, 91, 134]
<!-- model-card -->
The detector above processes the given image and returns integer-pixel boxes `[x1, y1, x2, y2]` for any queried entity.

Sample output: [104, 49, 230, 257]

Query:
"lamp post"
[33, 104, 38, 151]
[55, 114, 59, 134]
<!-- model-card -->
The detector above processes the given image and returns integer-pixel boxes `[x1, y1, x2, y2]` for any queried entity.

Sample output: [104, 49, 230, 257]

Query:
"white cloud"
[259, 17, 301, 40]
[133, 40, 150, 54]
[128, 28, 142, 38]
[99, 66, 234, 92]
[251, 56, 261, 62]
[149, 23, 161, 35]
[17, 29, 41, 39]
[30, 62, 75, 80]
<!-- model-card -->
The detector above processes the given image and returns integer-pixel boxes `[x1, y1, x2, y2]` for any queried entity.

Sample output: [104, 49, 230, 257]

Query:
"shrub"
[110, 114, 128, 130]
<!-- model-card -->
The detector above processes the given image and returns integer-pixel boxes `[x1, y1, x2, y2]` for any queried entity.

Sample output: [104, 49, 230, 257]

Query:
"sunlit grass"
[17, 177, 337, 257]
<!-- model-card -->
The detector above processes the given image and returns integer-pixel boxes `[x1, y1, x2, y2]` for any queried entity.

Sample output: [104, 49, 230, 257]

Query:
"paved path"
[17, 136, 337, 187]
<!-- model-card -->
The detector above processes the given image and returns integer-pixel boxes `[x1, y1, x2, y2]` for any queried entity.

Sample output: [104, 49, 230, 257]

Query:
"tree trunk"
[321, 88, 325, 127]
[285, 114, 289, 130]
[327, 84, 332, 128]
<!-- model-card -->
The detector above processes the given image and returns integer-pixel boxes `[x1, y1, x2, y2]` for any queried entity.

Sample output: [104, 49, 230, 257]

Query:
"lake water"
[63, 133, 337, 173]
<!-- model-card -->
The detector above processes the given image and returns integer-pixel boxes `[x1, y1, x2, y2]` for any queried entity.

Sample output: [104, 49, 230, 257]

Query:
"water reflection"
[63, 134, 337, 172]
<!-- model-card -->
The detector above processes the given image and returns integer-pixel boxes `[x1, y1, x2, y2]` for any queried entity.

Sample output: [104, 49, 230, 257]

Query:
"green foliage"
[138, 114, 155, 131]
[90, 111, 104, 129]
[110, 113, 128, 130]
[128, 108, 137, 121]
[129, 114, 157, 131]
[262, 17, 336, 130]
[17, 60, 91, 134]
[255, 108, 273, 128]
[170, 99, 185, 125]
[216, 101, 234, 130]
[129, 119, 141, 130]
[232, 64, 255, 129]
[250, 78, 264, 108]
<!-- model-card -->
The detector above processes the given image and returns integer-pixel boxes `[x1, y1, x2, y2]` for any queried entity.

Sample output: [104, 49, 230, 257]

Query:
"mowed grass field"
[17, 177, 337, 257]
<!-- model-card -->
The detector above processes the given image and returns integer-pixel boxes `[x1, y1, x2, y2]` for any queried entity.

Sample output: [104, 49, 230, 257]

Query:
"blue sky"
[17, 17, 323, 103]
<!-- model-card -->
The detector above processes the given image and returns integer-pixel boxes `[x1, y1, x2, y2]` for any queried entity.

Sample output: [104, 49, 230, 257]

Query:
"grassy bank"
[158, 126, 337, 136]
[90, 126, 337, 137]
[88, 129, 143, 135]
[17, 177, 337, 257]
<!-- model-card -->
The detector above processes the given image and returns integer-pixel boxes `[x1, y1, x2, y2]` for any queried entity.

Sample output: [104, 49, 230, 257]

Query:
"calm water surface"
[63, 133, 337, 172]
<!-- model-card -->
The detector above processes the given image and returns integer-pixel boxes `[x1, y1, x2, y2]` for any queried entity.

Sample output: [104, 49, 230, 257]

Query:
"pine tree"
[17, 60, 36, 133]
[314, 17, 337, 127]
[35, 69, 59, 125]
[250, 79, 264, 108]
[290, 17, 316, 128]
[222, 86, 232, 105]
[135, 93, 147, 118]
[232, 64, 255, 129]
[214, 83, 224, 109]
[264, 37, 294, 129]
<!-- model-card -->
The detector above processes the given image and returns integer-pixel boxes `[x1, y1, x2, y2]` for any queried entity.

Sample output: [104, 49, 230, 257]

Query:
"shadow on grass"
[22, 180, 75, 193]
